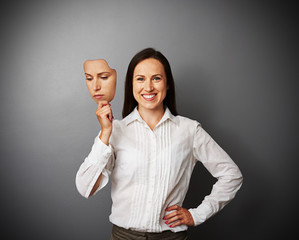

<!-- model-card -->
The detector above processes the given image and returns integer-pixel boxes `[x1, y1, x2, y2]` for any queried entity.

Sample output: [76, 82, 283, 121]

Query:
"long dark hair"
[122, 48, 178, 118]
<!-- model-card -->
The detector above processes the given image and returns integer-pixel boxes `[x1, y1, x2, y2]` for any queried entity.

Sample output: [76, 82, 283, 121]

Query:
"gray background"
[1, 0, 298, 239]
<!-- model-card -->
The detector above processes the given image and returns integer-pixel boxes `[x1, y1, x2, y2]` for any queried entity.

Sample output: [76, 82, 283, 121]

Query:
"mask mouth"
[94, 94, 104, 99]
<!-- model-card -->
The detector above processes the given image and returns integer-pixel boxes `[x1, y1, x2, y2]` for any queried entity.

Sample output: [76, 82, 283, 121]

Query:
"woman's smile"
[142, 93, 157, 101]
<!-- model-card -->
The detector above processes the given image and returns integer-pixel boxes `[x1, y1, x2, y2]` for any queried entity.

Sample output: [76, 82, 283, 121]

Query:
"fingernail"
[165, 221, 168, 224]
[163, 217, 166, 220]
[166, 208, 169, 211]
[169, 225, 173, 228]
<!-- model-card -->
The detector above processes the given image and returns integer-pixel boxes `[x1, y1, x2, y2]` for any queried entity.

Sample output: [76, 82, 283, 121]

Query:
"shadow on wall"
[183, 133, 273, 240]
[175, 67, 274, 240]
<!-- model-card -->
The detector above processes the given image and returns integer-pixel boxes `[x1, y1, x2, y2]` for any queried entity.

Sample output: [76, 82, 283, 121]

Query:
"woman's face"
[133, 58, 168, 112]
[84, 59, 116, 103]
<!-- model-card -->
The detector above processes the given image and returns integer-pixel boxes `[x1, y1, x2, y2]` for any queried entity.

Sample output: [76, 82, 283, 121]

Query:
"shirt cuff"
[188, 203, 213, 226]
[89, 135, 113, 164]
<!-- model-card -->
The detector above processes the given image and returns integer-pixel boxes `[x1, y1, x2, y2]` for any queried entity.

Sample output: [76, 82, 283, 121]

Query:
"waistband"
[111, 224, 188, 240]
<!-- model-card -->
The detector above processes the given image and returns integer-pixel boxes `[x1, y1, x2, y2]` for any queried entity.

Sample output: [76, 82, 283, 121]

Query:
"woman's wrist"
[99, 129, 112, 145]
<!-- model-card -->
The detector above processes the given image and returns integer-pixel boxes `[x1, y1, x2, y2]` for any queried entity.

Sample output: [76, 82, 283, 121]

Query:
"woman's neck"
[138, 105, 165, 130]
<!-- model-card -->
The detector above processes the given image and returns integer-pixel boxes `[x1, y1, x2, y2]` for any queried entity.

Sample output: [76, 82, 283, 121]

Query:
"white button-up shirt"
[76, 107, 243, 233]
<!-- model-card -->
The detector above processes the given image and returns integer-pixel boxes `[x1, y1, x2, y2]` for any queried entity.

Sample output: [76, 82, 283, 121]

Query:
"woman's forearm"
[89, 173, 103, 197]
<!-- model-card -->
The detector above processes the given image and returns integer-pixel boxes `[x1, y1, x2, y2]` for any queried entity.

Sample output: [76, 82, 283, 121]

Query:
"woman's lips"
[94, 94, 104, 99]
[142, 94, 157, 101]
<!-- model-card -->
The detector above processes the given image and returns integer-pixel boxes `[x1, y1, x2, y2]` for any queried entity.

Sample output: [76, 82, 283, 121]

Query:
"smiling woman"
[76, 48, 243, 240]
[132, 58, 168, 129]
[122, 48, 178, 119]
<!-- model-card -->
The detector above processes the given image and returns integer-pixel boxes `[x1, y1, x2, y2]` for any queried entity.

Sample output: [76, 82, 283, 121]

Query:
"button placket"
[146, 131, 157, 227]
[150, 131, 156, 191]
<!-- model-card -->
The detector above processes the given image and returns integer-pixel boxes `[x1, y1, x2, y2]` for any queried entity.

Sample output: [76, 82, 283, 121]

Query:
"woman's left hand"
[163, 205, 195, 228]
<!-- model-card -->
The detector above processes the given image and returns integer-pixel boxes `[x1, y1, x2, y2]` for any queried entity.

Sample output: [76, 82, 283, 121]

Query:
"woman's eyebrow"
[135, 74, 162, 77]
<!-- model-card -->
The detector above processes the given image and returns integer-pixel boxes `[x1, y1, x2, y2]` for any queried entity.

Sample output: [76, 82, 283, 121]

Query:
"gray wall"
[1, 1, 297, 239]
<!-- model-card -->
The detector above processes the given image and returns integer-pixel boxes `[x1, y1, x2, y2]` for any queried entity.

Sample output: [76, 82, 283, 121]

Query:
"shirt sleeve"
[188, 123, 243, 226]
[75, 132, 115, 198]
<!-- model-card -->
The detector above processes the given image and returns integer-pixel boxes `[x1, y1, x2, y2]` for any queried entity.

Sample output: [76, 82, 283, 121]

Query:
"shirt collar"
[124, 107, 179, 126]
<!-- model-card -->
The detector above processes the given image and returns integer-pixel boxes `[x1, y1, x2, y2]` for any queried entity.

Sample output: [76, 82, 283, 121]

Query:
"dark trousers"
[110, 224, 188, 240]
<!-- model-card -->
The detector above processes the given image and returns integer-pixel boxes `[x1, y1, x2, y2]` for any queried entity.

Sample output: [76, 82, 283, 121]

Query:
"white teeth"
[143, 94, 155, 99]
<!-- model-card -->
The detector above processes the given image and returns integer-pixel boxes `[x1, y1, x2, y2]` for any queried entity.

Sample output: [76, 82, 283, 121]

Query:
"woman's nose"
[144, 80, 154, 91]
[93, 79, 101, 91]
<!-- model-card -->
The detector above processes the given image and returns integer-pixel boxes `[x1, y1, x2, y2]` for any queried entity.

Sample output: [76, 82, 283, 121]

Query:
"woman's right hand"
[96, 101, 113, 145]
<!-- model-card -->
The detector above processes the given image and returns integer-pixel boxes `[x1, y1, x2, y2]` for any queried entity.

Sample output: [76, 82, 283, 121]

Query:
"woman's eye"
[137, 78, 144, 81]
[154, 77, 161, 81]
[101, 76, 108, 80]
[86, 78, 93, 81]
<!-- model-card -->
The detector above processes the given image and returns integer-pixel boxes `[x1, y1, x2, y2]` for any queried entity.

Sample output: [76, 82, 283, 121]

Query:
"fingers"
[96, 101, 114, 133]
[97, 105, 111, 119]
[97, 100, 109, 109]
[165, 205, 179, 212]
[164, 214, 182, 226]
[96, 101, 110, 112]
[108, 111, 113, 121]
[164, 209, 180, 220]
[96, 101, 114, 121]
[96, 101, 111, 114]
[163, 205, 195, 228]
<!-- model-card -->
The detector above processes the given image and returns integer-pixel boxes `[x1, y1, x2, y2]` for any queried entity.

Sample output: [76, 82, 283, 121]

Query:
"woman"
[76, 48, 243, 239]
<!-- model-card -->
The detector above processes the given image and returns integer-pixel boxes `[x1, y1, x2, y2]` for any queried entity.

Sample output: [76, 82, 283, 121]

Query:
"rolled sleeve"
[75, 132, 115, 198]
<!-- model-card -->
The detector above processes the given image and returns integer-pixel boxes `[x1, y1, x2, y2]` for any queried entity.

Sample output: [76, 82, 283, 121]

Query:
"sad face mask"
[84, 59, 117, 103]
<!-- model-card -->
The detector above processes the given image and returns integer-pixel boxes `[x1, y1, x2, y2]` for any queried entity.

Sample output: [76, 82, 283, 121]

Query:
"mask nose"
[93, 79, 101, 91]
